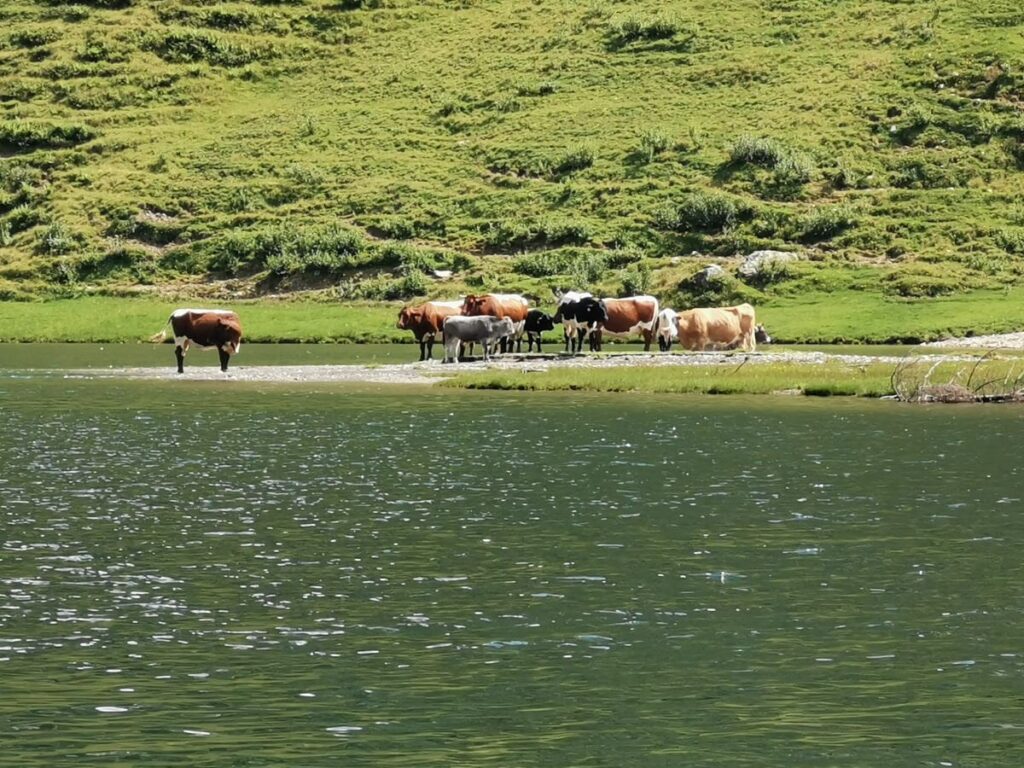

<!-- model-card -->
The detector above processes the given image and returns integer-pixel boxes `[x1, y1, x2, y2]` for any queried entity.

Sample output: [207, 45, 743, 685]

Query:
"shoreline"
[54, 349, 1002, 392]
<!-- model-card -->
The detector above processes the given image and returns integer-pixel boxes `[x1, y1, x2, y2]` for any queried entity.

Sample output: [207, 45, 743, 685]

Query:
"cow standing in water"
[151, 309, 243, 373]
[396, 300, 463, 361]
[461, 294, 530, 353]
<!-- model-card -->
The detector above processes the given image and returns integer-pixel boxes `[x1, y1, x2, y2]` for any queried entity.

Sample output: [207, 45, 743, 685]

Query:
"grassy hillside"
[2, 0, 1024, 325]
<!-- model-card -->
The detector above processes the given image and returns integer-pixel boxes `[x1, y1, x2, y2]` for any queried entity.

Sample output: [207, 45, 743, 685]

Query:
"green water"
[2, 369, 1023, 767]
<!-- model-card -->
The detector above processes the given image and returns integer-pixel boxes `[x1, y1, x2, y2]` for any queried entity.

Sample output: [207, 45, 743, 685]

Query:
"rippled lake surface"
[2, 375, 1023, 767]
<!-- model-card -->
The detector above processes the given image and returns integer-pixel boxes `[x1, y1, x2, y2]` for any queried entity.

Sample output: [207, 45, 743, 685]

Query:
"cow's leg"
[174, 337, 189, 373]
[575, 328, 586, 354]
[418, 334, 427, 361]
[642, 329, 653, 352]
[426, 334, 435, 360]
[218, 346, 230, 372]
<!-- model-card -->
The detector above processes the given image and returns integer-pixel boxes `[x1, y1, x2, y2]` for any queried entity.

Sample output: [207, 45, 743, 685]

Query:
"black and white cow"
[442, 315, 515, 363]
[522, 309, 555, 353]
[552, 292, 607, 353]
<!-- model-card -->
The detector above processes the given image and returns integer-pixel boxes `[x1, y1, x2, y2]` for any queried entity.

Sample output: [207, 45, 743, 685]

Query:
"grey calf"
[442, 316, 515, 363]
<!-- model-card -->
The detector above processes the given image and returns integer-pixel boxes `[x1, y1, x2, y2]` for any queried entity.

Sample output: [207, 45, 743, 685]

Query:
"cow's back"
[675, 307, 744, 350]
[424, 301, 462, 332]
[171, 309, 241, 344]
[601, 296, 659, 334]
[465, 294, 529, 322]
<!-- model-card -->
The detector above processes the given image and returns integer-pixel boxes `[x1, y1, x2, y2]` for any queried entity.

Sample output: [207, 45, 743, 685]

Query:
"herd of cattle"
[152, 294, 770, 372]
[397, 292, 771, 363]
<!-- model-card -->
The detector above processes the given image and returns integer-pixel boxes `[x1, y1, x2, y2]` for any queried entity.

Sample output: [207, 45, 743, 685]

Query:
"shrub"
[552, 145, 594, 175]
[226, 186, 262, 213]
[888, 154, 975, 189]
[609, 13, 694, 47]
[214, 222, 364, 275]
[512, 249, 579, 277]
[349, 269, 427, 301]
[883, 273, 958, 298]
[568, 251, 609, 289]
[9, 27, 62, 48]
[6, 204, 42, 233]
[798, 205, 858, 242]
[145, 30, 274, 67]
[488, 217, 593, 250]
[675, 268, 757, 307]
[996, 228, 1024, 254]
[366, 215, 416, 239]
[730, 135, 788, 167]
[638, 128, 671, 162]
[772, 152, 814, 185]
[38, 222, 78, 255]
[657, 191, 752, 233]
[621, 262, 651, 295]
[0, 120, 96, 151]
[77, 30, 134, 62]
[515, 81, 558, 97]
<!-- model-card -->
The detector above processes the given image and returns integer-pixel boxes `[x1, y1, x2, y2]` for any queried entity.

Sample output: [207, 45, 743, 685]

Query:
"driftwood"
[892, 353, 1024, 403]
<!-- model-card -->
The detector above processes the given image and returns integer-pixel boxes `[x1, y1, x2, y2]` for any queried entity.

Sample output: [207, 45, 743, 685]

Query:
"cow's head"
[532, 310, 555, 332]
[754, 324, 771, 345]
[462, 295, 485, 315]
[219, 317, 243, 355]
[582, 297, 609, 325]
[397, 306, 422, 330]
[657, 309, 679, 339]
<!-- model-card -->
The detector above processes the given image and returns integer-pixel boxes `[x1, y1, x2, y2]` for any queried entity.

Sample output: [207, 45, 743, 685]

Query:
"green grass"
[0, 296, 407, 342]
[6, 286, 1024, 343]
[445, 361, 899, 397]
[1, 0, 1024, 319]
[445, 356, 1024, 398]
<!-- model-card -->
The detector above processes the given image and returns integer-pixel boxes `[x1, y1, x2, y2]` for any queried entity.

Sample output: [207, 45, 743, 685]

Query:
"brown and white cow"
[151, 308, 243, 373]
[674, 303, 760, 352]
[590, 295, 659, 352]
[397, 299, 463, 361]
[462, 293, 530, 353]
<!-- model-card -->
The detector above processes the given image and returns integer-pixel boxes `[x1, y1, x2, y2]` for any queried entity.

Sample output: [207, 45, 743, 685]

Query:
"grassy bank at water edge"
[5, 289, 1024, 343]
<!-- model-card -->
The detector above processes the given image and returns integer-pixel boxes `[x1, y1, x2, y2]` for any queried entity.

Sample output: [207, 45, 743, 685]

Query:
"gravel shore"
[71, 349, 988, 385]
[919, 332, 1024, 349]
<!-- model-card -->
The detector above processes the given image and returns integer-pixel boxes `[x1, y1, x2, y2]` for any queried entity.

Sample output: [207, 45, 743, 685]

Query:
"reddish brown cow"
[151, 308, 243, 373]
[462, 293, 530, 353]
[590, 295, 660, 352]
[397, 300, 463, 361]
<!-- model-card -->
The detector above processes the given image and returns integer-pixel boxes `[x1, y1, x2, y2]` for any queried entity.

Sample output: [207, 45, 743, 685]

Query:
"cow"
[656, 308, 679, 352]
[552, 292, 607, 353]
[442, 316, 515, 363]
[755, 324, 772, 345]
[462, 294, 530, 353]
[150, 308, 242, 373]
[397, 299, 463, 361]
[590, 295, 660, 352]
[673, 303, 761, 352]
[523, 309, 555, 353]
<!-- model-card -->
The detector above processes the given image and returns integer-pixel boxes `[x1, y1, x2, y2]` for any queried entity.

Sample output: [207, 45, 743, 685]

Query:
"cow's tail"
[148, 314, 172, 343]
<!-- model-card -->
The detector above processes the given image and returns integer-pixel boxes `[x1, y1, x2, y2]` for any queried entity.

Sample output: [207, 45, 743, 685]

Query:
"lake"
[2, 361, 1023, 767]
